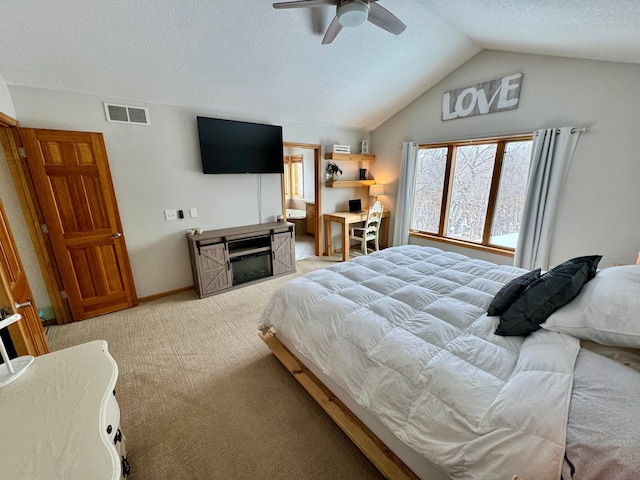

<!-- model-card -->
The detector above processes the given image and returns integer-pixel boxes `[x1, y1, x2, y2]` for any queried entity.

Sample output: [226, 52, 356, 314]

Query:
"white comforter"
[259, 246, 580, 479]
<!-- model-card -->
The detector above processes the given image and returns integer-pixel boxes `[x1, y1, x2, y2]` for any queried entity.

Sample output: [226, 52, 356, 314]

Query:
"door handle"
[15, 300, 32, 310]
[111, 232, 122, 239]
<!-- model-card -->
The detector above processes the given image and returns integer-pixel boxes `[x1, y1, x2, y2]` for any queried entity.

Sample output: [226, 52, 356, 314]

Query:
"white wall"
[302, 148, 314, 203]
[371, 50, 640, 268]
[0, 73, 15, 119]
[7, 86, 369, 305]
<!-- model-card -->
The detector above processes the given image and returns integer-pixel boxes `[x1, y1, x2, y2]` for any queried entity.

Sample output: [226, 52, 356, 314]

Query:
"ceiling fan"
[272, 0, 407, 45]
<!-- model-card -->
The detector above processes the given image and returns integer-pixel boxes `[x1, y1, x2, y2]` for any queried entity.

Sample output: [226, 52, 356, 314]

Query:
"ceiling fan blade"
[322, 15, 343, 44]
[273, 0, 337, 9]
[368, 2, 406, 35]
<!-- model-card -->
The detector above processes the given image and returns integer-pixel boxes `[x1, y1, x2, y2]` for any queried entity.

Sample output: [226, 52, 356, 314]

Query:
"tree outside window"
[410, 135, 533, 252]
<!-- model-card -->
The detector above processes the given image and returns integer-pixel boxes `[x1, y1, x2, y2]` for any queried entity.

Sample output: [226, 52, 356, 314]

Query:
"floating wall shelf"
[326, 179, 376, 188]
[325, 152, 376, 162]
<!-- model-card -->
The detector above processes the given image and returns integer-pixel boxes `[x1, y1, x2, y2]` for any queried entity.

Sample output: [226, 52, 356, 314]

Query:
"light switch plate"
[189, 208, 198, 218]
[164, 209, 178, 221]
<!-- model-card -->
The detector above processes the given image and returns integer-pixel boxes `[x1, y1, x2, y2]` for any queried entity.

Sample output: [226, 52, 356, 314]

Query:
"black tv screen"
[197, 116, 284, 174]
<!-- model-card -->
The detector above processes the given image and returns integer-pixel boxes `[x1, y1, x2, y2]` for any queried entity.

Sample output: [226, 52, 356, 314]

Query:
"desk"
[323, 210, 390, 261]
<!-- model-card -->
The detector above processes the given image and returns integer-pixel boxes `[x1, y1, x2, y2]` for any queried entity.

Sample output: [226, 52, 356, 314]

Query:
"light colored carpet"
[46, 256, 383, 480]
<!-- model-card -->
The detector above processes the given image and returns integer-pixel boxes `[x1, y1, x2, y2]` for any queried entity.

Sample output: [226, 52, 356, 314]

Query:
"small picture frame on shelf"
[360, 141, 369, 155]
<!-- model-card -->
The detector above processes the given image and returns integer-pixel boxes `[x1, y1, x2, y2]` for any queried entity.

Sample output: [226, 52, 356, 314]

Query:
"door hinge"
[40, 224, 49, 234]
[18, 147, 26, 158]
[60, 290, 67, 299]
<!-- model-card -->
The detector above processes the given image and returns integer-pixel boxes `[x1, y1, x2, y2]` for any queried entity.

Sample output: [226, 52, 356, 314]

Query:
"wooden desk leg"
[342, 222, 349, 262]
[324, 218, 332, 256]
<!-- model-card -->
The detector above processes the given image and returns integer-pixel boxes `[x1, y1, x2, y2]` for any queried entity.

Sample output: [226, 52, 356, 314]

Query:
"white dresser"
[0, 340, 129, 479]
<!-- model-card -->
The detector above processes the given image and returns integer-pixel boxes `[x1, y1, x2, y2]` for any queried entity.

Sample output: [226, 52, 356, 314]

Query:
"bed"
[258, 245, 640, 479]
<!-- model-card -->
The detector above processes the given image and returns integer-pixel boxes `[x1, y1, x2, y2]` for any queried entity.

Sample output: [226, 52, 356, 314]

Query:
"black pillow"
[552, 255, 602, 281]
[487, 268, 541, 316]
[495, 262, 591, 336]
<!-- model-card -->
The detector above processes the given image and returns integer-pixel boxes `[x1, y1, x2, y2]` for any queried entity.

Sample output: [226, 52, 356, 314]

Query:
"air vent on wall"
[103, 103, 150, 125]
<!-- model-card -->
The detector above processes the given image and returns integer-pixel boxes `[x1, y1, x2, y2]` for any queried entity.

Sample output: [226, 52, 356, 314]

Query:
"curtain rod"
[571, 126, 590, 133]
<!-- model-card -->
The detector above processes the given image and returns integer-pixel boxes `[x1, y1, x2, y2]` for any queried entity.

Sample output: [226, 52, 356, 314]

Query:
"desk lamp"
[0, 313, 34, 388]
[369, 183, 385, 203]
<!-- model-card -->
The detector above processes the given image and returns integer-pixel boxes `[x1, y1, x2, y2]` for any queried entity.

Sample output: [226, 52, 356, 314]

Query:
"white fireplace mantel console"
[0, 340, 129, 479]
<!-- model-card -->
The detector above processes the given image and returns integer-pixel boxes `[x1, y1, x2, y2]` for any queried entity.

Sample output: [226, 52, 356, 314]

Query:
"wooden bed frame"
[260, 328, 524, 480]
[259, 327, 419, 480]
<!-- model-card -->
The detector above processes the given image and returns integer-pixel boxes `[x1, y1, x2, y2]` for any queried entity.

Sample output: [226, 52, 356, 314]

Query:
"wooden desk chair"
[349, 201, 384, 255]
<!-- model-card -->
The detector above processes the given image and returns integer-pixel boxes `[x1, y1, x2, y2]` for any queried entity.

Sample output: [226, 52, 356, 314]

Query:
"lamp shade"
[337, 1, 369, 28]
[369, 183, 384, 198]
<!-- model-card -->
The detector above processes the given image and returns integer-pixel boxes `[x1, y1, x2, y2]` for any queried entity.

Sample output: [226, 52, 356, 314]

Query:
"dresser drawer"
[106, 390, 130, 478]
[116, 431, 129, 479]
[105, 390, 121, 443]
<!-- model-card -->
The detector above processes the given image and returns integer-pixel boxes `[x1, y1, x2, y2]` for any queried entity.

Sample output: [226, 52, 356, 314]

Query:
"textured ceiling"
[0, 0, 638, 131]
[426, 0, 640, 65]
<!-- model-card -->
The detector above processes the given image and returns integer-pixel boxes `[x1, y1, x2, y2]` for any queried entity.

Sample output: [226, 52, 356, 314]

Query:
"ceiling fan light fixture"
[337, 1, 369, 28]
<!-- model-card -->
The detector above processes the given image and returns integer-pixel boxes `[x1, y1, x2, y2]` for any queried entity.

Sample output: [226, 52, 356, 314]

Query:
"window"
[410, 135, 533, 252]
[283, 154, 304, 198]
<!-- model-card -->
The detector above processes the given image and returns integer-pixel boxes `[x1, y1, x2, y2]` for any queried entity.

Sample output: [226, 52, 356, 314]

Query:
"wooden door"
[19, 128, 137, 320]
[0, 197, 49, 356]
[272, 232, 295, 275]
[197, 243, 232, 296]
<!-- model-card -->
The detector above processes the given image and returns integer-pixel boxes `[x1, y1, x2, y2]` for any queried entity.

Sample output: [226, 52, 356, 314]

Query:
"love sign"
[442, 73, 523, 121]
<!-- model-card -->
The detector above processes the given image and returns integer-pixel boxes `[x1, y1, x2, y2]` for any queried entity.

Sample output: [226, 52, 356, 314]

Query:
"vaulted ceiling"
[1, 0, 638, 131]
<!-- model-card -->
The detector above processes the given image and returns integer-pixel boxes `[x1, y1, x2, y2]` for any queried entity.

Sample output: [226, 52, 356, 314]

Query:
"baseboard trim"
[138, 286, 193, 303]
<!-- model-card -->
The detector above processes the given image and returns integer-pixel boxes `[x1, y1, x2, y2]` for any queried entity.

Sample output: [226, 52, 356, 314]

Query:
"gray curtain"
[392, 142, 418, 246]
[514, 127, 582, 270]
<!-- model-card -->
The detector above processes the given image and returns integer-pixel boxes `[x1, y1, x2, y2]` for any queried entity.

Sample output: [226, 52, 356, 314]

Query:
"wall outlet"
[164, 209, 178, 221]
[189, 207, 198, 218]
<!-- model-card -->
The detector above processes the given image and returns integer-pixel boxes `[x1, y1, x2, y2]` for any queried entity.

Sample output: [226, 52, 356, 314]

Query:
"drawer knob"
[114, 428, 122, 444]
[122, 456, 131, 476]
[106, 425, 113, 435]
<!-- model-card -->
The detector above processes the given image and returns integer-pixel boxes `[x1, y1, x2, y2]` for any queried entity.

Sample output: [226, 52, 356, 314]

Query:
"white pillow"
[541, 265, 640, 348]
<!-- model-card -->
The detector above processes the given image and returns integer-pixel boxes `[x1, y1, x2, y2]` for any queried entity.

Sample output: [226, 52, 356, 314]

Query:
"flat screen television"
[197, 116, 284, 174]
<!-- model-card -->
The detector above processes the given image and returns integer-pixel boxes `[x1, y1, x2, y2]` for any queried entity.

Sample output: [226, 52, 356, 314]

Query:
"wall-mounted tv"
[197, 116, 284, 174]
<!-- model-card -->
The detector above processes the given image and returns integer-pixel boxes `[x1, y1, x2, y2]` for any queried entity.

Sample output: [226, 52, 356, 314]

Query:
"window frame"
[283, 154, 304, 198]
[410, 134, 533, 256]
